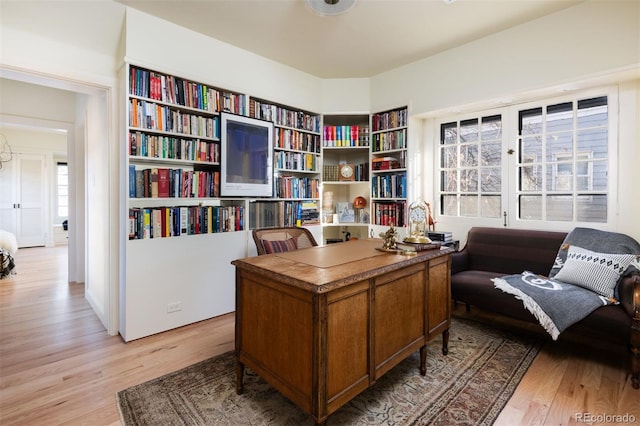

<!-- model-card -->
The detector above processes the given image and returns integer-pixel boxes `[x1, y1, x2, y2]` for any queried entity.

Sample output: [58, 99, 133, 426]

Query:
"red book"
[157, 168, 170, 198]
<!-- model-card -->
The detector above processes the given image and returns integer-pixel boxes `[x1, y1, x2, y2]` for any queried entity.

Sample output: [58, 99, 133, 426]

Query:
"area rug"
[117, 318, 542, 425]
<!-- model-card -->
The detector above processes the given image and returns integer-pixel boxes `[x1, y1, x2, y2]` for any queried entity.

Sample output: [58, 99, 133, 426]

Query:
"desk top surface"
[232, 238, 452, 293]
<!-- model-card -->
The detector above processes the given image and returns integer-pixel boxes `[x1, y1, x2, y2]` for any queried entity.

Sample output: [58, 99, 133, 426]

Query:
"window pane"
[441, 170, 458, 192]
[480, 168, 501, 192]
[481, 141, 501, 166]
[546, 132, 573, 162]
[519, 108, 542, 135]
[441, 195, 457, 216]
[460, 119, 478, 143]
[460, 144, 478, 167]
[481, 195, 501, 218]
[520, 136, 541, 163]
[481, 115, 502, 140]
[591, 160, 608, 191]
[547, 195, 573, 221]
[519, 165, 541, 191]
[577, 194, 607, 222]
[546, 102, 573, 133]
[549, 163, 572, 191]
[519, 195, 542, 220]
[577, 128, 607, 159]
[441, 146, 457, 168]
[460, 195, 478, 216]
[460, 169, 477, 192]
[441, 123, 458, 145]
[577, 96, 607, 128]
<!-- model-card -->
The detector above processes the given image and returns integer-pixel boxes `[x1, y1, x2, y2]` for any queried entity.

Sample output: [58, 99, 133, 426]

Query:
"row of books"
[248, 99, 321, 133]
[371, 174, 407, 199]
[129, 99, 219, 139]
[372, 201, 407, 227]
[322, 163, 369, 182]
[129, 66, 246, 115]
[129, 131, 220, 163]
[129, 166, 220, 198]
[275, 128, 321, 153]
[371, 108, 408, 132]
[128, 205, 244, 240]
[371, 156, 402, 171]
[371, 129, 407, 153]
[273, 176, 320, 199]
[249, 200, 319, 228]
[275, 151, 318, 172]
[322, 125, 369, 147]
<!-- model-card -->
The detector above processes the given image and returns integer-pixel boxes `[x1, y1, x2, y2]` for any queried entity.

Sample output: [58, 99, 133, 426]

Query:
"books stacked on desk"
[396, 241, 442, 252]
[428, 231, 453, 243]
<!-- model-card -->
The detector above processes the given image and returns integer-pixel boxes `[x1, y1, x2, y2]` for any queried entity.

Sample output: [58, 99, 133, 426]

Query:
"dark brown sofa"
[450, 226, 640, 389]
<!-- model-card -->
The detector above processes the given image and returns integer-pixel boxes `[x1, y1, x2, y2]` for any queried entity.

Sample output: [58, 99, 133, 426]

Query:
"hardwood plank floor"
[1, 246, 637, 425]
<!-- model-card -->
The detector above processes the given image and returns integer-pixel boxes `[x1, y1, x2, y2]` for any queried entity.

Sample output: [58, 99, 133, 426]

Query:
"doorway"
[0, 70, 117, 336]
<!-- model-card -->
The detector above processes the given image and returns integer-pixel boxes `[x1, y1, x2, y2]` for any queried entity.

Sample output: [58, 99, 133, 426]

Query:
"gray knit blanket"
[492, 271, 610, 340]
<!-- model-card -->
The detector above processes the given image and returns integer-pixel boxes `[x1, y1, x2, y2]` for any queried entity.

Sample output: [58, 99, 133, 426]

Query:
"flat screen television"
[220, 112, 274, 197]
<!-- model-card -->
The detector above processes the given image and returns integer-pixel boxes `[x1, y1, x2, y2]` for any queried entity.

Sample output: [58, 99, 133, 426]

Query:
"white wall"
[321, 78, 370, 114]
[369, 1, 640, 115]
[124, 8, 324, 114]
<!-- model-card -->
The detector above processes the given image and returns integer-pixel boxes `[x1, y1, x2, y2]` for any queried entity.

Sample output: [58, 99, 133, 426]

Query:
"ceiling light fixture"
[306, 0, 356, 16]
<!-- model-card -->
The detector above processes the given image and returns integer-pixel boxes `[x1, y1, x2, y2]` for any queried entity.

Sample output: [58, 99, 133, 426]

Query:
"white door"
[0, 154, 46, 247]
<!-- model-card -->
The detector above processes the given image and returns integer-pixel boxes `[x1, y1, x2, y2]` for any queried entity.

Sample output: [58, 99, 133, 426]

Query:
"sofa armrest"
[451, 249, 470, 275]
[619, 272, 640, 317]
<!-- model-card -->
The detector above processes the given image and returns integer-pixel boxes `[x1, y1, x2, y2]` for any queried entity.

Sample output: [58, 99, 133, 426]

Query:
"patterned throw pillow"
[553, 245, 636, 298]
[262, 238, 298, 254]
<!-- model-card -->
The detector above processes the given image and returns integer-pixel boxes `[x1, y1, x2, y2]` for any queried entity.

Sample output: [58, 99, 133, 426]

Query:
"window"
[517, 96, 608, 222]
[439, 114, 503, 218]
[437, 93, 611, 226]
[56, 162, 68, 221]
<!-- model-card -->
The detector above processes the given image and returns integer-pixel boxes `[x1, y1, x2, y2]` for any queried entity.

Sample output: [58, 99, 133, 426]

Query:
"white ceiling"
[116, 0, 584, 79]
[1, 0, 584, 79]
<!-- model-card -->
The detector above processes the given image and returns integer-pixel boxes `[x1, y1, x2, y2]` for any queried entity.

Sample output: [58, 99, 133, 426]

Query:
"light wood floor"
[1, 246, 638, 425]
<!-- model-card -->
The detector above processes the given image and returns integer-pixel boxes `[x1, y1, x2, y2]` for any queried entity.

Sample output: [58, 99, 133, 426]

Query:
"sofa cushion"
[554, 246, 636, 298]
[549, 227, 640, 280]
[463, 227, 566, 276]
[451, 269, 632, 344]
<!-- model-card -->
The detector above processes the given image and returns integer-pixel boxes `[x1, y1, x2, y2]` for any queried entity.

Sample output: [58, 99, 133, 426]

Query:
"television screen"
[220, 113, 274, 197]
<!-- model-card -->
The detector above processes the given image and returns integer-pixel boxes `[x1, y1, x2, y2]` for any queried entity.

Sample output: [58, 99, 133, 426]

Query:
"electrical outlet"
[167, 302, 182, 313]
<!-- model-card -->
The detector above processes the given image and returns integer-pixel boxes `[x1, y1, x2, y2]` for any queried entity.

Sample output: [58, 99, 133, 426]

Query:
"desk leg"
[236, 361, 245, 395]
[419, 345, 427, 376]
[442, 329, 449, 355]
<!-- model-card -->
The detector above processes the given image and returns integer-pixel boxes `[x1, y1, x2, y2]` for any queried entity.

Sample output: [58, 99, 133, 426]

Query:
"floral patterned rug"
[117, 318, 542, 425]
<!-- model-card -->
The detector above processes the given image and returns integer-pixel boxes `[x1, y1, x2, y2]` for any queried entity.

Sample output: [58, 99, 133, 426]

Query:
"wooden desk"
[232, 239, 453, 425]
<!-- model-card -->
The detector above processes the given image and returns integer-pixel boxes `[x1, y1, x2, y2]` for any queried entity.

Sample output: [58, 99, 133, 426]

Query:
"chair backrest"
[252, 227, 318, 255]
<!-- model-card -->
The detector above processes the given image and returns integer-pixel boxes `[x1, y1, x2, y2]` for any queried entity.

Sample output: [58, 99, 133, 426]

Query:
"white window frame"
[55, 161, 68, 224]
